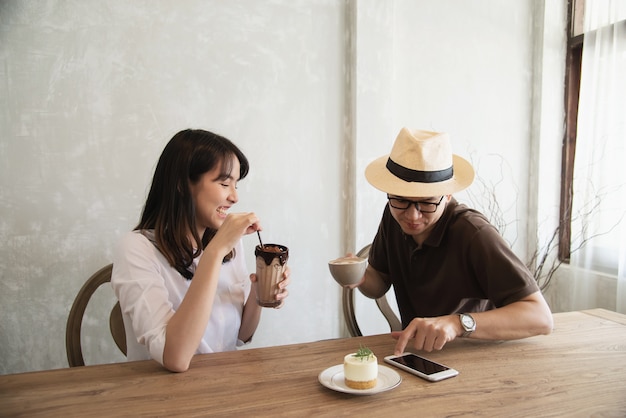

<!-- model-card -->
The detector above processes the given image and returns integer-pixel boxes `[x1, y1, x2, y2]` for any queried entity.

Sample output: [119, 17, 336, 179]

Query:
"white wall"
[350, 0, 567, 334]
[0, 0, 566, 374]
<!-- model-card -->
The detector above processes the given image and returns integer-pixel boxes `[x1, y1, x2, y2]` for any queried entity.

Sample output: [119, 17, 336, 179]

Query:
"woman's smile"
[216, 206, 229, 218]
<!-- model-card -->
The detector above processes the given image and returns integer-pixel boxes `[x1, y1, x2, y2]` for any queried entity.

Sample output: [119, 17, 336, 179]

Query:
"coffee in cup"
[328, 256, 367, 287]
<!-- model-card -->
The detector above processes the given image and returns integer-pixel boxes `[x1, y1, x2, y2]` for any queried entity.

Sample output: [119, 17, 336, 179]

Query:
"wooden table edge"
[579, 308, 626, 325]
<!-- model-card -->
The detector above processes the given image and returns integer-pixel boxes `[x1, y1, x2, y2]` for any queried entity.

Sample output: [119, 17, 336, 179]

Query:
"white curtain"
[570, 0, 626, 313]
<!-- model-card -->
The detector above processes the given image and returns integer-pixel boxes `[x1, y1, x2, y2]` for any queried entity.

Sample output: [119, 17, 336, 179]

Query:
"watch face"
[461, 315, 475, 328]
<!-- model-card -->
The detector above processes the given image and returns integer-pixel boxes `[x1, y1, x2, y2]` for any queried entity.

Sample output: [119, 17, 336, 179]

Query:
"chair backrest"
[342, 244, 402, 337]
[66, 264, 127, 367]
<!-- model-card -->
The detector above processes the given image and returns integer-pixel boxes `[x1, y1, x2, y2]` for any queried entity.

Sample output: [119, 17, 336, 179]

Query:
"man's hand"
[391, 315, 461, 355]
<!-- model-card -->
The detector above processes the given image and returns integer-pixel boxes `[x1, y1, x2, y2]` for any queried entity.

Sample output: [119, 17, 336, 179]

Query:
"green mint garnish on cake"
[353, 345, 374, 361]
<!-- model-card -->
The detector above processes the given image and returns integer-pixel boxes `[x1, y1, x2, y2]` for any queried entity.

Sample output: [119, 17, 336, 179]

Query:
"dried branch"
[467, 154, 623, 291]
[465, 154, 519, 247]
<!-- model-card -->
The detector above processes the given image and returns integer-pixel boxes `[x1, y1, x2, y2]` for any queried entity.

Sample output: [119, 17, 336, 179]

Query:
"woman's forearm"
[162, 247, 223, 372]
[238, 283, 262, 343]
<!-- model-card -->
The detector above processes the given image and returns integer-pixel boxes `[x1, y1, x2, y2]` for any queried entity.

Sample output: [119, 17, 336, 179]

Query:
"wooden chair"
[342, 244, 402, 337]
[66, 264, 127, 367]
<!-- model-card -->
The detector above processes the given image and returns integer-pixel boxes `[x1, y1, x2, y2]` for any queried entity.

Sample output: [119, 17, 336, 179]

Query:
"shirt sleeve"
[463, 220, 540, 307]
[111, 232, 175, 365]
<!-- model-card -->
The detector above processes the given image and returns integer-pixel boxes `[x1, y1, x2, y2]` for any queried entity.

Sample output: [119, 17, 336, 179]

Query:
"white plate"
[318, 364, 402, 395]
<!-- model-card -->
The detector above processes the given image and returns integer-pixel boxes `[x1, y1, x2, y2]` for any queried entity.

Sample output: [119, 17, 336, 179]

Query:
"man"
[355, 128, 553, 356]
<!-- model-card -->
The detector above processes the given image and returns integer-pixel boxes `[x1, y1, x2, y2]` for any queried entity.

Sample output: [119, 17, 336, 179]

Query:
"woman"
[112, 129, 290, 372]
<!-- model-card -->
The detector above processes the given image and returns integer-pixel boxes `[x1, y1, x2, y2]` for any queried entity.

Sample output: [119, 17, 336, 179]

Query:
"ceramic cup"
[328, 256, 367, 287]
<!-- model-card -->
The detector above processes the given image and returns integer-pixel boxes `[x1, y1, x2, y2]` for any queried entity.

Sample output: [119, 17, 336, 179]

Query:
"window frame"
[558, 0, 584, 262]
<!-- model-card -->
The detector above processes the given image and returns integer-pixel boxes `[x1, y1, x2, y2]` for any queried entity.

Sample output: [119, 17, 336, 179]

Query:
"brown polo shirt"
[369, 197, 539, 328]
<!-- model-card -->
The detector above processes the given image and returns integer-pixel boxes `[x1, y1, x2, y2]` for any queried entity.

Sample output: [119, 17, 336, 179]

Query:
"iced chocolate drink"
[255, 244, 289, 307]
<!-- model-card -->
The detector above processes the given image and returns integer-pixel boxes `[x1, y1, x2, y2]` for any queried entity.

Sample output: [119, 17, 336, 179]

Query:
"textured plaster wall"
[1, 0, 568, 374]
[1, 0, 347, 374]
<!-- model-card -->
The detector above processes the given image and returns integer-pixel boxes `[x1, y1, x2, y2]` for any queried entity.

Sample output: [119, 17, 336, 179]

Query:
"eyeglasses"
[387, 195, 445, 213]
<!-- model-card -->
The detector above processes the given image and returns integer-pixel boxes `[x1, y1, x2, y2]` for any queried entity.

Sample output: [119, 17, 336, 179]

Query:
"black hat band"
[386, 158, 453, 183]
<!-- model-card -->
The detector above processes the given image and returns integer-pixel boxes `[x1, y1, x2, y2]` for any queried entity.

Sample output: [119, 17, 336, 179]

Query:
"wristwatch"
[459, 313, 476, 337]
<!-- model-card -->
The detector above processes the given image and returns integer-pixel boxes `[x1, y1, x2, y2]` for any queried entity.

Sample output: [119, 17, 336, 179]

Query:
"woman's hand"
[208, 212, 261, 258]
[274, 264, 291, 308]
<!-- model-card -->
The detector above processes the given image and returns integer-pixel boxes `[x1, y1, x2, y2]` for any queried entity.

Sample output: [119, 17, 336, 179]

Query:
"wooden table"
[1, 309, 625, 417]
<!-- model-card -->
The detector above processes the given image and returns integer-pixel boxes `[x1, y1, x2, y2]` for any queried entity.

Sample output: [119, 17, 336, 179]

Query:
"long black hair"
[136, 129, 249, 279]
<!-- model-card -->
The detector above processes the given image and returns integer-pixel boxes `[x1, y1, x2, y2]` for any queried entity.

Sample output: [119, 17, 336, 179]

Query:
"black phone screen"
[390, 354, 449, 375]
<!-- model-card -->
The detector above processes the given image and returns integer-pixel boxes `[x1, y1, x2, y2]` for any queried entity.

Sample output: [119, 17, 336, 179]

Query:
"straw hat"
[365, 128, 474, 197]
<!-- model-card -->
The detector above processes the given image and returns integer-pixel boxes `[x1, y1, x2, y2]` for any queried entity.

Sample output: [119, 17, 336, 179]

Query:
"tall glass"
[255, 244, 289, 307]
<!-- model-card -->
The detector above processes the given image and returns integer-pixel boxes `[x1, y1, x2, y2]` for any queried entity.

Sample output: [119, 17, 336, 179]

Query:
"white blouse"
[111, 230, 250, 365]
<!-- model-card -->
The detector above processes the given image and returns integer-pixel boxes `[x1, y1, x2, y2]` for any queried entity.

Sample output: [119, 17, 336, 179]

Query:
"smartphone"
[384, 353, 459, 382]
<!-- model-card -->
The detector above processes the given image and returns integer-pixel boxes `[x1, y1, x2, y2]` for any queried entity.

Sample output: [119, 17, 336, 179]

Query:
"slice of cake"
[343, 346, 378, 389]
